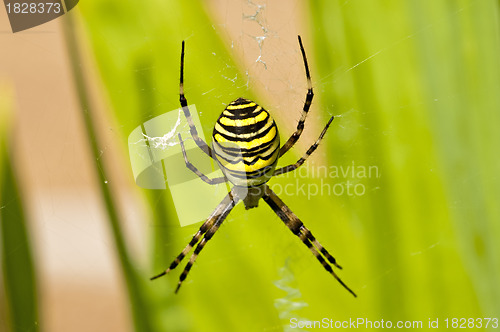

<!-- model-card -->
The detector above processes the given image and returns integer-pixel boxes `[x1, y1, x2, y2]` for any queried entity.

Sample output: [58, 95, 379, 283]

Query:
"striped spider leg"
[177, 133, 227, 185]
[279, 35, 314, 158]
[266, 117, 357, 297]
[149, 134, 230, 292]
[151, 189, 239, 293]
[262, 186, 356, 297]
[179, 40, 214, 159]
[274, 116, 334, 176]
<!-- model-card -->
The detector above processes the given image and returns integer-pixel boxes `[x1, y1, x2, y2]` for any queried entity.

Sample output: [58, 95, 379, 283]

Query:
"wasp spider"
[151, 36, 356, 297]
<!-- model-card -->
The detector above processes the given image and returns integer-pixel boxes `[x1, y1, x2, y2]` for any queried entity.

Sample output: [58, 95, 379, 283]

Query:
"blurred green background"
[1, 0, 500, 331]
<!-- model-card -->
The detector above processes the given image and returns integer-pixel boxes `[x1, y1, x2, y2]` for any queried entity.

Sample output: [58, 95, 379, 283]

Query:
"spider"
[151, 36, 356, 298]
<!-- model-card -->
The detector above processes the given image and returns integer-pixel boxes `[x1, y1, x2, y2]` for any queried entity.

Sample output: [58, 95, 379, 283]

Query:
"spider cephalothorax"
[151, 36, 356, 297]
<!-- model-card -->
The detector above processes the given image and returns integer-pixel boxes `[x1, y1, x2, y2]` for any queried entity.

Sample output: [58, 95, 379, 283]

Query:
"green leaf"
[309, 0, 500, 320]
[1, 84, 39, 332]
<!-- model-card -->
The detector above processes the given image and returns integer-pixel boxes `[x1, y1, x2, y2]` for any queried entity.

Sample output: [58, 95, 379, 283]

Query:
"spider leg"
[279, 35, 314, 158]
[179, 40, 215, 159]
[175, 190, 238, 293]
[150, 190, 238, 282]
[262, 185, 357, 297]
[178, 134, 228, 185]
[299, 224, 342, 269]
[274, 116, 334, 176]
[296, 230, 356, 297]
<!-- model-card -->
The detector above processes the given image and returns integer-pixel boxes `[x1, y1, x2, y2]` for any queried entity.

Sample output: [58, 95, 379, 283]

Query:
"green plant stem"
[1, 130, 39, 332]
[61, 12, 154, 332]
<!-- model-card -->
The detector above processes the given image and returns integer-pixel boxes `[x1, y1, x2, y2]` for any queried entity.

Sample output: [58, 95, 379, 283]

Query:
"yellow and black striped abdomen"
[212, 98, 280, 187]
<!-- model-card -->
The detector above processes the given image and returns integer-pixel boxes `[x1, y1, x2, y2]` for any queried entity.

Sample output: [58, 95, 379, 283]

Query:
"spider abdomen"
[212, 97, 280, 187]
